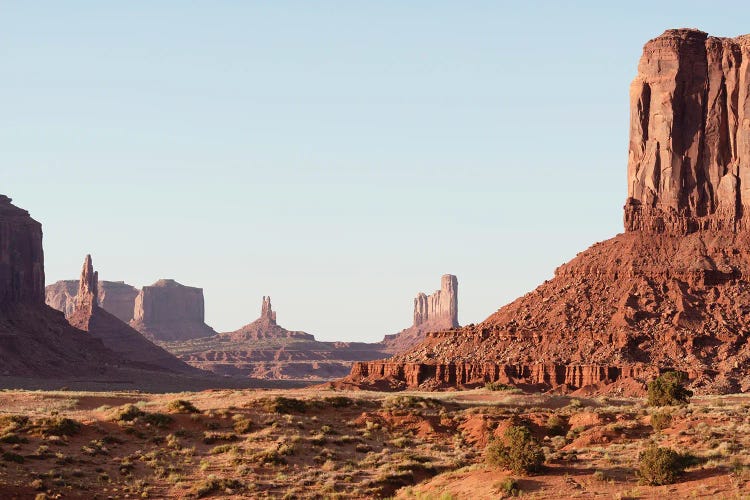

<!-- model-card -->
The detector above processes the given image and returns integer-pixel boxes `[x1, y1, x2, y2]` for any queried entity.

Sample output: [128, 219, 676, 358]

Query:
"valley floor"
[0, 387, 748, 498]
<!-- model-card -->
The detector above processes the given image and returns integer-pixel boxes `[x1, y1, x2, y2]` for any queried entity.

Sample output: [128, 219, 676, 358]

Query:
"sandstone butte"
[129, 279, 217, 341]
[342, 29, 750, 396]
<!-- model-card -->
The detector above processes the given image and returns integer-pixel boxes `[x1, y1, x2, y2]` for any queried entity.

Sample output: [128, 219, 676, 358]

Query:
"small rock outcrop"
[0, 195, 45, 304]
[625, 29, 750, 234]
[46, 280, 139, 322]
[68, 255, 197, 374]
[225, 296, 313, 341]
[130, 279, 216, 341]
[380, 274, 459, 353]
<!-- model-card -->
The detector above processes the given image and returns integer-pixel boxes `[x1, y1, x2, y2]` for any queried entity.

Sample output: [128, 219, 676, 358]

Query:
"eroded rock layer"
[345, 29, 750, 395]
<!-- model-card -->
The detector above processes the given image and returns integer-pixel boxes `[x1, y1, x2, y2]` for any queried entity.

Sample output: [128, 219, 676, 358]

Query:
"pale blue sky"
[2, 2, 748, 341]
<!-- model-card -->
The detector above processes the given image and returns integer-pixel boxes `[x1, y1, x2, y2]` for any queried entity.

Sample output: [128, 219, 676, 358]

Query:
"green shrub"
[35, 417, 81, 436]
[114, 404, 145, 422]
[647, 372, 692, 406]
[233, 417, 253, 434]
[638, 445, 686, 485]
[143, 413, 174, 428]
[261, 397, 307, 414]
[650, 411, 673, 432]
[545, 415, 566, 436]
[381, 396, 441, 410]
[2, 451, 24, 463]
[194, 477, 244, 498]
[167, 400, 201, 414]
[485, 381, 515, 391]
[498, 477, 520, 496]
[486, 425, 544, 474]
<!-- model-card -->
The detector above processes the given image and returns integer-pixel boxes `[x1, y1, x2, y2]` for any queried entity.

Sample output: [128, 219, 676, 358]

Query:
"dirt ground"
[0, 387, 748, 499]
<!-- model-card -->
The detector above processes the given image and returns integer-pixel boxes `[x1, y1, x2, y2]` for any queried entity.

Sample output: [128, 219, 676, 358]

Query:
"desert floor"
[0, 387, 748, 499]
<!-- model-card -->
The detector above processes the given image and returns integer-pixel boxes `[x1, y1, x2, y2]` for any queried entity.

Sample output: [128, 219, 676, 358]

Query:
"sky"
[2, 1, 749, 342]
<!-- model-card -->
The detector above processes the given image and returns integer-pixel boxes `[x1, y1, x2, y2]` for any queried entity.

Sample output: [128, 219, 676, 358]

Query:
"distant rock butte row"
[161, 296, 389, 380]
[341, 29, 750, 396]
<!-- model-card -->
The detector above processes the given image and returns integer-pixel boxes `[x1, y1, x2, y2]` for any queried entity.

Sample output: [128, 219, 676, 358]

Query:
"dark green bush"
[143, 413, 174, 429]
[114, 404, 145, 422]
[2, 451, 24, 463]
[486, 425, 544, 474]
[647, 371, 692, 406]
[638, 445, 686, 485]
[194, 478, 244, 498]
[35, 417, 81, 436]
[498, 477, 520, 496]
[650, 411, 673, 432]
[545, 415, 566, 436]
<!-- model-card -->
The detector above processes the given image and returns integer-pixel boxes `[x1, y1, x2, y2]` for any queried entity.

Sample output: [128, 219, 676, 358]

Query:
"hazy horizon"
[4, 2, 749, 341]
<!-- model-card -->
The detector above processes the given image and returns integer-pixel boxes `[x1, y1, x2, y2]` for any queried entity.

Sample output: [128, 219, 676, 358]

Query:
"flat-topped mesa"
[261, 296, 277, 325]
[413, 274, 458, 330]
[625, 29, 750, 234]
[0, 195, 45, 304]
[130, 279, 217, 341]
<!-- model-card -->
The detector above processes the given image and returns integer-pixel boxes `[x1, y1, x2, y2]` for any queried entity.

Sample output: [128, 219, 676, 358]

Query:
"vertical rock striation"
[625, 29, 750, 234]
[413, 274, 459, 330]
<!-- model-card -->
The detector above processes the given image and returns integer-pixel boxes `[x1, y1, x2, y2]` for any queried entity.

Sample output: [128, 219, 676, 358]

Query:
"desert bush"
[113, 404, 145, 422]
[167, 400, 200, 414]
[2, 451, 24, 463]
[497, 477, 520, 496]
[647, 371, 692, 406]
[203, 432, 238, 444]
[0, 432, 28, 444]
[0, 415, 29, 433]
[486, 425, 544, 474]
[650, 411, 673, 432]
[194, 477, 244, 498]
[143, 413, 174, 428]
[485, 381, 515, 391]
[545, 415, 566, 436]
[261, 397, 307, 414]
[232, 416, 253, 434]
[35, 417, 81, 436]
[637, 445, 687, 485]
[382, 395, 441, 410]
[323, 396, 354, 408]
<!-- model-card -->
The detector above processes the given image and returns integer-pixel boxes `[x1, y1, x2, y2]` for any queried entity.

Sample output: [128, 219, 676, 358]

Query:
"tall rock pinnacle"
[261, 296, 277, 325]
[625, 29, 750, 234]
[74, 254, 99, 315]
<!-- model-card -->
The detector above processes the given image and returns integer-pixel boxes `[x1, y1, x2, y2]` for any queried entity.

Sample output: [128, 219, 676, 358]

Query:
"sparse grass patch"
[167, 399, 201, 414]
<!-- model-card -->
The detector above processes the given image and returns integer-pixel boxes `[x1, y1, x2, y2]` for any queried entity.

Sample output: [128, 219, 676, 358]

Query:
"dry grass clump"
[193, 476, 245, 498]
[258, 396, 308, 414]
[167, 399, 201, 414]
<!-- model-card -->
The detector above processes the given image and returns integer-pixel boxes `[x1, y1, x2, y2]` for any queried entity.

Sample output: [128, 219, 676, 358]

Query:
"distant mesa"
[47, 280, 140, 323]
[380, 274, 459, 353]
[130, 279, 217, 341]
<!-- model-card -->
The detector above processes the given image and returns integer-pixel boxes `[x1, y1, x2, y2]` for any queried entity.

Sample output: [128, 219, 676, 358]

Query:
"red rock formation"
[68, 255, 196, 374]
[0, 195, 44, 304]
[46, 280, 149, 323]
[345, 29, 750, 395]
[130, 279, 216, 341]
[380, 274, 459, 353]
[625, 29, 750, 234]
[224, 296, 312, 341]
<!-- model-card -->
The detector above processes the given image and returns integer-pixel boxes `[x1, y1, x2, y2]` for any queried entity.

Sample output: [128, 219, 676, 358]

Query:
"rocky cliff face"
[131, 279, 216, 341]
[345, 29, 750, 395]
[46, 280, 139, 322]
[380, 275, 459, 353]
[625, 29, 750, 234]
[0, 195, 45, 304]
